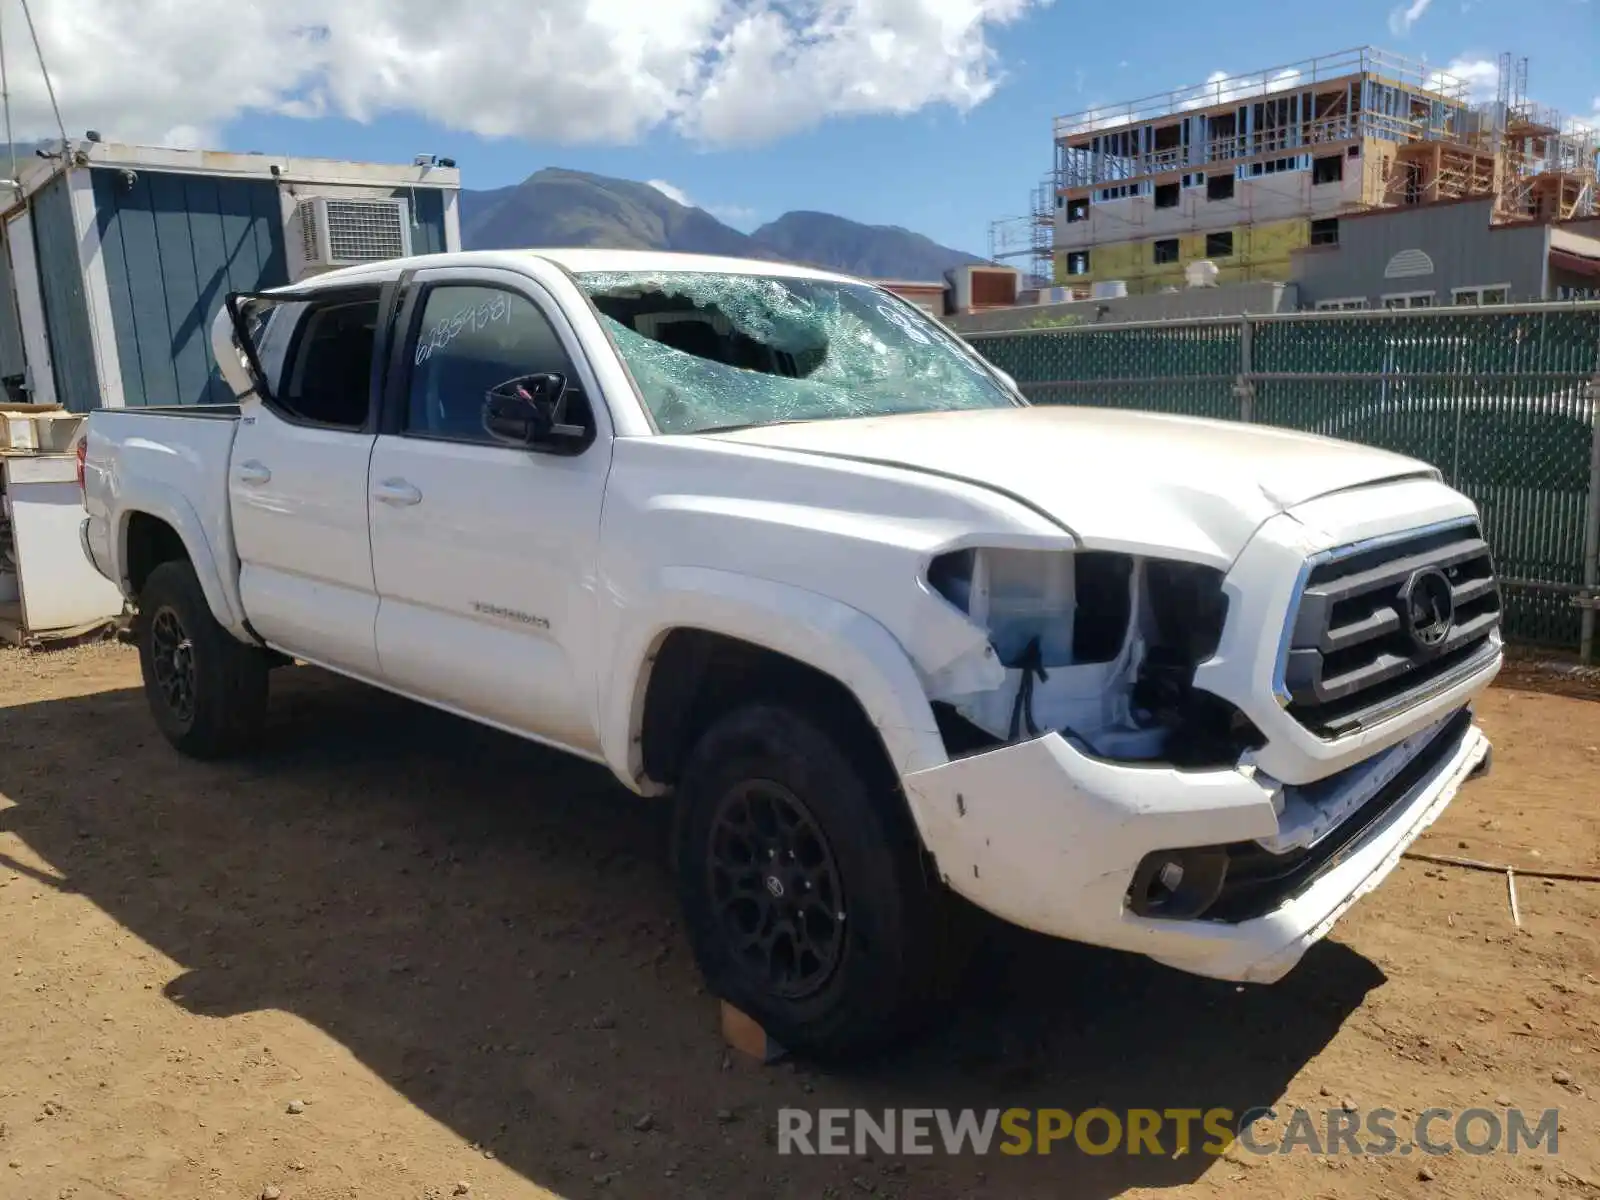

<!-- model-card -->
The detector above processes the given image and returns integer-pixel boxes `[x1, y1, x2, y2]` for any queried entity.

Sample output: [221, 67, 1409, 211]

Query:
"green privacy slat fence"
[969, 304, 1600, 657]
[976, 321, 1244, 420]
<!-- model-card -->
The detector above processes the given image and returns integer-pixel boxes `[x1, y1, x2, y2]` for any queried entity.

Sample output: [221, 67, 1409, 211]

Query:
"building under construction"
[989, 47, 1599, 294]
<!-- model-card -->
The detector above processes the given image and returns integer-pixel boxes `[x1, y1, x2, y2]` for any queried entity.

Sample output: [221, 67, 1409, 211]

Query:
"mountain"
[459, 168, 984, 281]
[749, 211, 987, 280]
[460, 168, 783, 261]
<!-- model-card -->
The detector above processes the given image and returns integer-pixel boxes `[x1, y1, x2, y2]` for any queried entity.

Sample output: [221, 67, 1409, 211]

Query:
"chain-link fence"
[967, 304, 1600, 659]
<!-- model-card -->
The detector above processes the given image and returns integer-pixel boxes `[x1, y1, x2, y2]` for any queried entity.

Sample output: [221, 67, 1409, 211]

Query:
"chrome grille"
[1282, 522, 1501, 737]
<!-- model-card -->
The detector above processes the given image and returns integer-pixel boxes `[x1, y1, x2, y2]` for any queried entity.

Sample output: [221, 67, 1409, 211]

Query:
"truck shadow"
[0, 665, 1382, 1199]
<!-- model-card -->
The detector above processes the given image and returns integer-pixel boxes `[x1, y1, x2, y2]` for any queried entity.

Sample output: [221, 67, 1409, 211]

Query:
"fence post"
[1234, 317, 1256, 423]
[1582, 372, 1600, 664]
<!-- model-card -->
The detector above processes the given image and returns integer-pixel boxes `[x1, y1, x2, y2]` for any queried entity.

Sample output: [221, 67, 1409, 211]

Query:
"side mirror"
[482, 372, 590, 451]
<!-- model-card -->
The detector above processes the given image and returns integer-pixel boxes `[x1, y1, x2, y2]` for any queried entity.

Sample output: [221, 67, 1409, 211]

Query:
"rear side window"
[279, 296, 380, 428]
[239, 288, 382, 430]
[404, 285, 576, 442]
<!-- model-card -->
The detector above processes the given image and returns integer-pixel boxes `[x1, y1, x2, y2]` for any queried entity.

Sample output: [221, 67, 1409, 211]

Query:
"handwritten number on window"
[415, 294, 513, 365]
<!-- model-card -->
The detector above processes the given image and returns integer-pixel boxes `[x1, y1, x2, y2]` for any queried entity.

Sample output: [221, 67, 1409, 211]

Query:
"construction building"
[989, 47, 1598, 295]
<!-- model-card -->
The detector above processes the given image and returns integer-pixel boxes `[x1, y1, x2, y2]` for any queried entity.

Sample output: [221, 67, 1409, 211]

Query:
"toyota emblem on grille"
[1399, 567, 1455, 651]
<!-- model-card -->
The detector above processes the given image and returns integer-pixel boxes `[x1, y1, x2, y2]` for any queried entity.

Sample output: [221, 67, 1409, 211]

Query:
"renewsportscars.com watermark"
[777, 1106, 1563, 1158]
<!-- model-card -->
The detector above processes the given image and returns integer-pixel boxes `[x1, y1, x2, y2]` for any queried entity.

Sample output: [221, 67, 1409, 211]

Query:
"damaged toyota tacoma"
[79, 250, 1502, 1057]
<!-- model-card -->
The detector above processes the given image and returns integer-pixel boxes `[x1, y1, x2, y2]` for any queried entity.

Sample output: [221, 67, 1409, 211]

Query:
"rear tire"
[673, 703, 959, 1060]
[137, 560, 268, 758]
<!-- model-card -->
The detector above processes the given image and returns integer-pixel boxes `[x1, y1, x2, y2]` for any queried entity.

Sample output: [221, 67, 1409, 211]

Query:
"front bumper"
[901, 709, 1489, 983]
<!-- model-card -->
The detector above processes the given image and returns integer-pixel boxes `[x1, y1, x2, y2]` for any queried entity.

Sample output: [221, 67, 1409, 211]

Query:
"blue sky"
[35, 0, 1600, 256]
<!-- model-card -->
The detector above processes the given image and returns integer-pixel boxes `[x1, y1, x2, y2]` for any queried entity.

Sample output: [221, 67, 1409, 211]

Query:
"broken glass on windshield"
[575, 270, 1017, 434]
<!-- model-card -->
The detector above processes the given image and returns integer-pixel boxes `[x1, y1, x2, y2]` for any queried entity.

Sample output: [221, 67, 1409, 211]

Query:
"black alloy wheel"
[707, 779, 847, 1000]
[148, 606, 197, 727]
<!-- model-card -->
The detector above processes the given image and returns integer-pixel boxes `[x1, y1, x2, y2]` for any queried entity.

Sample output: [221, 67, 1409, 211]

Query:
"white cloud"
[1389, 0, 1433, 34]
[647, 180, 757, 229]
[683, 0, 1043, 143]
[0, 0, 1048, 151]
[1174, 66, 1302, 112]
[647, 179, 694, 207]
[1074, 106, 1125, 132]
[160, 124, 208, 150]
[1425, 57, 1499, 102]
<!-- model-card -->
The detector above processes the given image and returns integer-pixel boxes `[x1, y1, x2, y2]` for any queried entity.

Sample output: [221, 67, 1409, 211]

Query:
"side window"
[272, 293, 381, 429]
[405, 285, 577, 442]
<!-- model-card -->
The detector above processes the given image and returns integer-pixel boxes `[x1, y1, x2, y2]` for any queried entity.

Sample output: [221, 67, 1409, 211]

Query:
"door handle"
[236, 460, 271, 486]
[372, 478, 423, 507]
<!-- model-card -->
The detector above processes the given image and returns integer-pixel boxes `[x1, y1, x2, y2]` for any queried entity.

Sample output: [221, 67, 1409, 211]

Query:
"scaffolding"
[1493, 59, 1596, 220]
[986, 175, 1055, 286]
[1383, 140, 1499, 208]
[1426, 53, 1600, 222]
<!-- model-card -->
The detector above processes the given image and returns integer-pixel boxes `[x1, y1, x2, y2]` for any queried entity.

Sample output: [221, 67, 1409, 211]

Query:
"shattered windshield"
[575, 270, 1018, 434]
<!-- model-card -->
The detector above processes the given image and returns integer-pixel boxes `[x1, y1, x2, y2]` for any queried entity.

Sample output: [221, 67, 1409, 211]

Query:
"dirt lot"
[0, 645, 1595, 1200]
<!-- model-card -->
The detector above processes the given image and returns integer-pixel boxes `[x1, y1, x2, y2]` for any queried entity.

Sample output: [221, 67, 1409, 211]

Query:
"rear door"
[366, 264, 614, 755]
[226, 282, 394, 676]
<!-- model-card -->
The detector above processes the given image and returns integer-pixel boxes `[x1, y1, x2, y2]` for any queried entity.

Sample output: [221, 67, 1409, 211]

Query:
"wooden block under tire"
[720, 1001, 788, 1063]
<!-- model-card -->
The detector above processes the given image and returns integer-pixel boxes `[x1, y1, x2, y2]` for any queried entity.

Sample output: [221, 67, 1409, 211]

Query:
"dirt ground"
[0, 645, 1595, 1200]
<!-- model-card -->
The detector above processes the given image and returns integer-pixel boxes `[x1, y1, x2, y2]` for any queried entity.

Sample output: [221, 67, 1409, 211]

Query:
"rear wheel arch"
[116, 502, 246, 636]
[123, 511, 190, 597]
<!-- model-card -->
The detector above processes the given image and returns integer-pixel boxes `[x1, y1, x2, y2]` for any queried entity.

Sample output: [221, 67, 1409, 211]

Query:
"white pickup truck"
[80, 249, 1502, 1056]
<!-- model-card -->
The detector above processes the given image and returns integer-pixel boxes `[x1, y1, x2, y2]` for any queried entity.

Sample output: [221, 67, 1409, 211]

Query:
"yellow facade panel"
[1057, 218, 1310, 293]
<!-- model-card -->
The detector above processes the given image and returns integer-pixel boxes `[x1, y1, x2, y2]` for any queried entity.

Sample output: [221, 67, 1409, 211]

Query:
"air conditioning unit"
[294, 196, 413, 277]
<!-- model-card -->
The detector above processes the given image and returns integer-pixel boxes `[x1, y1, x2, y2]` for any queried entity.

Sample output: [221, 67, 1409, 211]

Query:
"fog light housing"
[1127, 847, 1229, 919]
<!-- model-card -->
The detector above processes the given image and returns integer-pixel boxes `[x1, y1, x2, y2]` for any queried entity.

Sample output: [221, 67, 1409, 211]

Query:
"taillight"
[75, 436, 87, 495]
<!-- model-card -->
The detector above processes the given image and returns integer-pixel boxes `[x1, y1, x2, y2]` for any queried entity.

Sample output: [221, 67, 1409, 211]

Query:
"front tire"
[674, 703, 955, 1059]
[136, 560, 268, 758]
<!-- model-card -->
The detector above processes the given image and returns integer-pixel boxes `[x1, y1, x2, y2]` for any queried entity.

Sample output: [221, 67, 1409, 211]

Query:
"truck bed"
[81, 406, 245, 610]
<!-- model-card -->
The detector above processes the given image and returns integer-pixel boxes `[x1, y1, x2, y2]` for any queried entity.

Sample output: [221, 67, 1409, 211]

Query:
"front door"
[367, 266, 613, 755]
[228, 285, 385, 676]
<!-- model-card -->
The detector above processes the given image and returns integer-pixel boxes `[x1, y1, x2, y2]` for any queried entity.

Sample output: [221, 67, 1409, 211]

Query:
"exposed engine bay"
[926, 548, 1262, 766]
